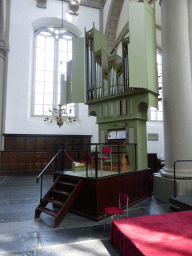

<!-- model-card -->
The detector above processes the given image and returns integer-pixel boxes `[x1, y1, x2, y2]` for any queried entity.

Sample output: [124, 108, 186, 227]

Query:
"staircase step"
[38, 207, 57, 217]
[45, 199, 65, 207]
[35, 177, 83, 228]
[58, 181, 76, 186]
[51, 189, 71, 196]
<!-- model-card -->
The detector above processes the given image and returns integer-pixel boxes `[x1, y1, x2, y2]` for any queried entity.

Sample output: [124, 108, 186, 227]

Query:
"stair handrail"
[37, 149, 63, 202]
[174, 160, 192, 198]
[36, 149, 62, 183]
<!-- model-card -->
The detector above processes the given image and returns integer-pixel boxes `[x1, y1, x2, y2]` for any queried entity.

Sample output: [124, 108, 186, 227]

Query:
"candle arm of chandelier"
[44, 104, 77, 127]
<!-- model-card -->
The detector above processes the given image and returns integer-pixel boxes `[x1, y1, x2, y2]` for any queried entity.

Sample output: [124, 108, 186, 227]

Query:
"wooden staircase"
[35, 176, 83, 227]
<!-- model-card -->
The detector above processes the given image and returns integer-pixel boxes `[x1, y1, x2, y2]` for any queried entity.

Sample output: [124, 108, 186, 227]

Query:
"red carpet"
[110, 211, 192, 256]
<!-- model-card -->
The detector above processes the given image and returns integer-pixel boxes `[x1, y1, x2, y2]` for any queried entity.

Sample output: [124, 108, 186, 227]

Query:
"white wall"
[2, 0, 6, 35]
[116, 0, 129, 41]
[5, 0, 99, 143]
[103, 0, 112, 34]
[146, 121, 165, 160]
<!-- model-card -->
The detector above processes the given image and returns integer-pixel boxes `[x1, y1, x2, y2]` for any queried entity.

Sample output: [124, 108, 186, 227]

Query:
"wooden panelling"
[1, 151, 55, 174]
[1, 134, 92, 175]
[148, 153, 158, 173]
[3, 134, 92, 151]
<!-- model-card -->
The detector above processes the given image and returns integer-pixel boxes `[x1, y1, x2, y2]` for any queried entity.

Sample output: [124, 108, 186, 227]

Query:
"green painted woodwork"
[60, 62, 73, 105]
[135, 119, 148, 170]
[60, 74, 67, 105]
[101, 50, 108, 70]
[148, 93, 158, 109]
[144, 0, 158, 95]
[97, 118, 147, 171]
[72, 37, 85, 103]
[69, 0, 158, 171]
[87, 91, 151, 170]
[66, 60, 73, 104]
[129, 1, 147, 89]
[128, 0, 158, 98]
[92, 27, 107, 53]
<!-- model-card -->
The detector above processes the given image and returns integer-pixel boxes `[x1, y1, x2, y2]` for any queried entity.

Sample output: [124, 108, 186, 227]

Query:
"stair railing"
[173, 160, 192, 198]
[37, 149, 62, 202]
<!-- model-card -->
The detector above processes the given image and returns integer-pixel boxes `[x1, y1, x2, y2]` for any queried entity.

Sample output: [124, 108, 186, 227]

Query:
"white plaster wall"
[2, 0, 6, 34]
[103, 0, 112, 33]
[5, 0, 99, 143]
[146, 121, 164, 160]
[116, 0, 129, 41]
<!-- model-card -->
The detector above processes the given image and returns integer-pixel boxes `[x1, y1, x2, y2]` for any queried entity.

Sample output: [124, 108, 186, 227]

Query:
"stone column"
[160, 0, 192, 178]
[188, 0, 192, 84]
[0, 0, 10, 151]
[0, 41, 6, 151]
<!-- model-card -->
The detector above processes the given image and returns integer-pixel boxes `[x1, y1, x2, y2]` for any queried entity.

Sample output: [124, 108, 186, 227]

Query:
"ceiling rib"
[105, 0, 124, 53]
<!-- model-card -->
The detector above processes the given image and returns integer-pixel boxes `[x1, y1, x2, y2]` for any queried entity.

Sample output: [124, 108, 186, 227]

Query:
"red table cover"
[110, 211, 192, 256]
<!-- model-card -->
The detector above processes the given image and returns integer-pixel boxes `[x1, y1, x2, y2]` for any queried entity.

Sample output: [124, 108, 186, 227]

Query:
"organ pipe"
[85, 29, 130, 100]
[86, 35, 94, 100]
[122, 38, 129, 91]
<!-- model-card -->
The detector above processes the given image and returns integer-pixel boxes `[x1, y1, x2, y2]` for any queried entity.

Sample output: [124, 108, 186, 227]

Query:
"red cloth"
[110, 210, 192, 256]
[105, 206, 124, 215]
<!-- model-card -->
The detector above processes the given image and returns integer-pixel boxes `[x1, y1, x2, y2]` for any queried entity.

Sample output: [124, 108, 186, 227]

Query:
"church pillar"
[0, 0, 10, 151]
[187, 0, 192, 84]
[160, 0, 192, 178]
[0, 41, 7, 151]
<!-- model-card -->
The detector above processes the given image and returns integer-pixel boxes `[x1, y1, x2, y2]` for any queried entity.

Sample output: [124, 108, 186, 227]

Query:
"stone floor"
[0, 175, 173, 256]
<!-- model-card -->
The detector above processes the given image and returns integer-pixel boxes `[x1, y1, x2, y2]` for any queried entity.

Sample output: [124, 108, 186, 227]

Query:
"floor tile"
[0, 174, 172, 256]
[0, 232, 38, 253]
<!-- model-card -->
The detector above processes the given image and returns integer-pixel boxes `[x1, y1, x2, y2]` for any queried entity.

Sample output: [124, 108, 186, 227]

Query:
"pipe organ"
[103, 68, 108, 97]
[108, 55, 117, 95]
[85, 29, 130, 99]
[70, 0, 158, 171]
[95, 52, 102, 98]
[122, 37, 129, 92]
[86, 31, 94, 100]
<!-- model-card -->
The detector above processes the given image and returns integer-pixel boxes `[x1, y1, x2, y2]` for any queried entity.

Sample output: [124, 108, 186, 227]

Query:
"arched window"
[32, 27, 75, 117]
[148, 50, 163, 121]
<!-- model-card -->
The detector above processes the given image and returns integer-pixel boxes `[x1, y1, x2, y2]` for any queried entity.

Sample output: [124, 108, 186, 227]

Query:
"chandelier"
[69, 0, 81, 15]
[61, 0, 80, 31]
[44, 104, 76, 128]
